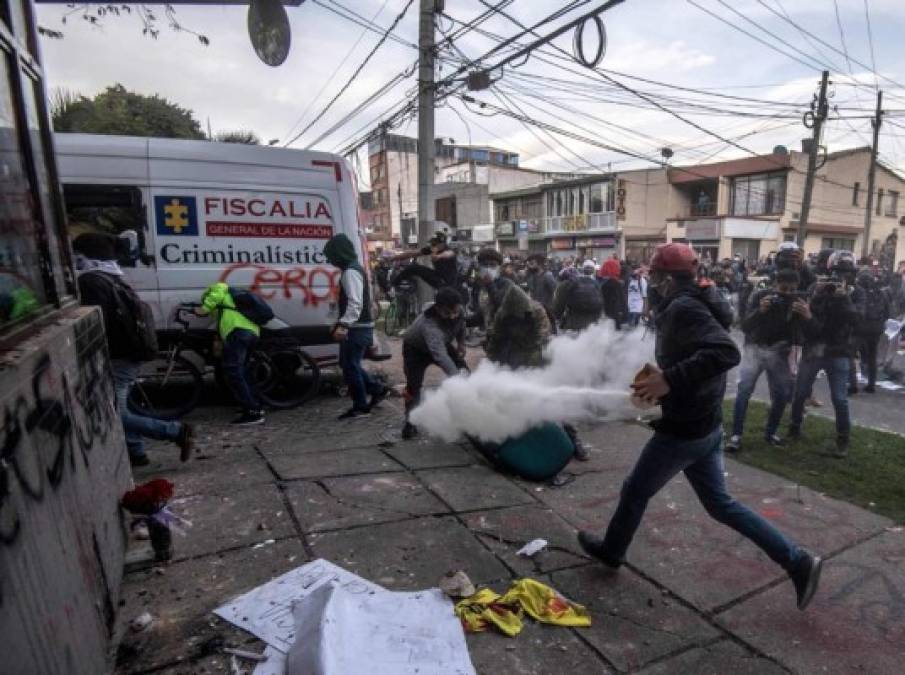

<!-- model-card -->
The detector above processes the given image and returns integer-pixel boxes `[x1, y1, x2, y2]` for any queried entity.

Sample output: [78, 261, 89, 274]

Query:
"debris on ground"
[455, 578, 591, 637]
[515, 539, 548, 557]
[439, 570, 476, 598]
[223, 647, 268, 662]
[129, 611, 154, 633]
[251, 539, 276, 549]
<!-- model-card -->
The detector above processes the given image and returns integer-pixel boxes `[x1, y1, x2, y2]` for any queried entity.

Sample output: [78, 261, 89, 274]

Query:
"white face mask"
[480, 265, 500, 281]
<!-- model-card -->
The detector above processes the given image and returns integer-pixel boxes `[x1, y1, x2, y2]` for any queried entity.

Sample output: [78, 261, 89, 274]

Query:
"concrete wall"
[0, 306, 130, 675]
[386, 149, 419, 238]
[433, 182, 491, 230]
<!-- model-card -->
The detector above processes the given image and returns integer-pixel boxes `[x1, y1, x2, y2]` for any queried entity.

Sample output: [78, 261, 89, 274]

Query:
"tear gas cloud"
[410, 322, 655, 443]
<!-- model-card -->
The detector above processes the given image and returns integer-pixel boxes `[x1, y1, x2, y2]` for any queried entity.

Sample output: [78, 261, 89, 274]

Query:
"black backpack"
[228, 287, 274, 326]
[89, 272, 158, 361]
[570, 276, 604, 314]
[864, 287, 889, 323]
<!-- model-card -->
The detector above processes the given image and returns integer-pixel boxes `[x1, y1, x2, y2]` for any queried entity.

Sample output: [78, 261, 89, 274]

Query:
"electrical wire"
[862, 0, 880, 91]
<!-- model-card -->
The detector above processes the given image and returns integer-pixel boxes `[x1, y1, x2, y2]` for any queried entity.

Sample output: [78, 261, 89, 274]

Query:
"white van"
[54, 134, 370, 364]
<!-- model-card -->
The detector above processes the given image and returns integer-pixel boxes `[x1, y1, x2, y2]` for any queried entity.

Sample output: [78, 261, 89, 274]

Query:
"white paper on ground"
[876, 380, 903, 391]
[213, 559, 385, 653]
[286, 583, 475, 675]
[516, 538, 548, 557]
[885, 319, 902, 339]
[251, 647, 285, 675]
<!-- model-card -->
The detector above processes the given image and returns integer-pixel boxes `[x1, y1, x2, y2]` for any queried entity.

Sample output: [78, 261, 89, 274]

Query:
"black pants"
[403, 343, 466, 418]
[859, 332, 882, 386]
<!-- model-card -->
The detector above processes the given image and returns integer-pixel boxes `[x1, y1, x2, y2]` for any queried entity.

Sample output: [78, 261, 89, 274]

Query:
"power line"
[863, 0, 879, 90]
[284, 0, 416, 148]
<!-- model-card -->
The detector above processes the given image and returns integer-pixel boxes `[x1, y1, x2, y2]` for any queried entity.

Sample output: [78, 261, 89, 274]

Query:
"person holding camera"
[788, 251, 861, 457]
[726, 269, 808, 452]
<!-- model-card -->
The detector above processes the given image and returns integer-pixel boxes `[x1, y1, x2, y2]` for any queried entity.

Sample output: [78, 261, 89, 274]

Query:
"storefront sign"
[495, 222, 515, 237]
[685, 218, 721, 240]
[578, 236, 617, 247]
[517, 220, 529, 232]
[472, 224, 495, 242]
[562, 214, 588, 232]
[550, 237, 575, 250]
[616, 179, 626, 221]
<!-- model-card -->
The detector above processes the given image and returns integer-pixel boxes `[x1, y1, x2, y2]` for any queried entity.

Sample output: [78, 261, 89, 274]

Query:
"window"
[821, 237, 855, 251]
[876, 189, 884, 215]
[63, 185, 147, 268]
[852, 181, 860, 206]
[589, 183, 604, 213]
[886, 190, 899, 217]
[730, 172, 786, 216]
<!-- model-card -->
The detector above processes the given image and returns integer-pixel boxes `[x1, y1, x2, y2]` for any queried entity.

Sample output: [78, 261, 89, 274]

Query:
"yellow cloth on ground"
[454, 578, 591, 637]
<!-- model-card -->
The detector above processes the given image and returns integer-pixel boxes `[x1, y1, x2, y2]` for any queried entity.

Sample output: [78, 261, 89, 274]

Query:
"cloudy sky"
[36, 0, 905, 186]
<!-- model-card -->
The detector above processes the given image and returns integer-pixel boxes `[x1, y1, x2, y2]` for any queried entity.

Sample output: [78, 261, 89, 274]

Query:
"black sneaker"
[789, 551, 823, 610]
[401, 421, 418, 439]
[577, 531, 623, 569]
[231, 410, 265, 426]
[177, 423, 195, 462]
[129, 454, 151, 468]
[764, 434, 785, 447]
[338, 407, 371, 421]
[369, 387, 389, 409]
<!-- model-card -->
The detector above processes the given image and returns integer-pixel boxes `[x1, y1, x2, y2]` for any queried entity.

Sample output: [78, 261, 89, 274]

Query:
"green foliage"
[51, 84, 205, 140]
[724, 400, 905, 523]
[214, 130, 262, 145]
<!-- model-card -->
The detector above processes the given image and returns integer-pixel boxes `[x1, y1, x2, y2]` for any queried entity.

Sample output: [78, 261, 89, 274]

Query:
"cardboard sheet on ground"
[214, 559, 384, 652]
[286, 583, 475, 675]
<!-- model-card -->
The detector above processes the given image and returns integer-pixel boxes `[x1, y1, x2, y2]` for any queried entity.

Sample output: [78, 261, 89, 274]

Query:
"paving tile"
[637, 639, 787, 675]
[549, 566, 720, 672]
[115, 539, 307, 673]
[461, 505, 588, 575]
[307, 516, 510, 590]
[382, 438, 477, 470]
[284, 472, 450, 532]
[168, 484, 296, 561]
[133, 445, 273, 498]
[417, 465, 536, 511]
[467, 621, 612, 675]
[262, 446, 403, 480]
[717, 529, 905, 675]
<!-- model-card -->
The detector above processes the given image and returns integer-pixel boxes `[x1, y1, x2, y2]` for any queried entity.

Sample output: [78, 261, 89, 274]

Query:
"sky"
[35, 0, 905, 188]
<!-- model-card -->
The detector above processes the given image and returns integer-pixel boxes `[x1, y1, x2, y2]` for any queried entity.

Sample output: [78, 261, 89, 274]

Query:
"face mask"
[480, 266, 499, 281]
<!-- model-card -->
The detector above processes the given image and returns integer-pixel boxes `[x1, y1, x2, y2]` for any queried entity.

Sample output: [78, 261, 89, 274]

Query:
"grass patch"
[723, 399, 905, 523]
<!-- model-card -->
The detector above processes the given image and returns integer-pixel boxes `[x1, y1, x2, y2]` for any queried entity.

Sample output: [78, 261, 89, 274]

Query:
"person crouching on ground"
[400, 288, 467, 440]
[324, 233, 388, 420]
[578, 243, 823, 611]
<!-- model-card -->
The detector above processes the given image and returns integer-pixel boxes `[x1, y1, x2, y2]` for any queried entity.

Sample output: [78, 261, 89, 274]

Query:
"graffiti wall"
[0, 307, 131, 674]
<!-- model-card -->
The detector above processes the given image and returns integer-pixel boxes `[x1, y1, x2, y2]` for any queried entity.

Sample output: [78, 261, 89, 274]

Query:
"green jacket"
[201, 282, 260, 340]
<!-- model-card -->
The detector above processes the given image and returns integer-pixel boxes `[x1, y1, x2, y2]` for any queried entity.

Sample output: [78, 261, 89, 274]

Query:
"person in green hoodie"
[323, 234, 388, 420]
[197, 282, 264, 426]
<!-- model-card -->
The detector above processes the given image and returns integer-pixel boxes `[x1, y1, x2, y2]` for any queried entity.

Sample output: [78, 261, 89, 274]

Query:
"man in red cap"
[578, 243, 823, 611]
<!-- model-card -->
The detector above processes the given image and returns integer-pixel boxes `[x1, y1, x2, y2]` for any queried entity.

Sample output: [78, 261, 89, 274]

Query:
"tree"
[51, 84, 205, 140]
[214, 130, 262, 145]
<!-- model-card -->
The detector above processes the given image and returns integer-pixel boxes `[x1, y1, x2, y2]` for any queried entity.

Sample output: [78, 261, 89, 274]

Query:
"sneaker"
[833, 435, 849, 458]
[572, 437, 591, 462]
[805, 397, 822, 408]
[789, 551, 823, 610]
[369, 387, 389, 409]
[725, 435, 741, 453]
[231, 410, 265, 426]
[577, 531, 623, 569]
[338, 407, 371, 421]
[177, 423, 195, 462]
[764, 434, 785, 447]
[848, 385, 859, 396]
[401, 421, 418, 439]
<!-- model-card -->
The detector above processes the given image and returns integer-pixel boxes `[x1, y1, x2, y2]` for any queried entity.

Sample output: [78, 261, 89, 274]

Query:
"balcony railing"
[690, 202, 717, 217]
[544, 211, 616, 235]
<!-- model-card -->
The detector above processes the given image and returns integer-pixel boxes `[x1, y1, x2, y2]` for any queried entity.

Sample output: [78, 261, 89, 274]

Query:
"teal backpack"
[471, 423, 575, 481]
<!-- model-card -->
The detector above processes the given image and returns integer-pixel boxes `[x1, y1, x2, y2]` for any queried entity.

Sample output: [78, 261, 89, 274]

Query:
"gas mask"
[480, 265, 500, 282]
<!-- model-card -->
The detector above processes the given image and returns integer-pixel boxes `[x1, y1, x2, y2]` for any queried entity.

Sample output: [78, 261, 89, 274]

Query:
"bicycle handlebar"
[174, 303, 200, 329]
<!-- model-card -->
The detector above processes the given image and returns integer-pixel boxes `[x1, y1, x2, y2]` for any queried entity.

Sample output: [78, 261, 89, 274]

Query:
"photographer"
[788, 252, 861, 458]
[726, 269, 807, 453]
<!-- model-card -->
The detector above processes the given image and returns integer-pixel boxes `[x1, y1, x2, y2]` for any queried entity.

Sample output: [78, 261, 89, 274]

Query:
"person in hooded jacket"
[855, 270, 891, 393]
[597, 258, 628, 329]
[578, 243, 823, 612]
[323, 234, 389, 420]
[553, 260, 604, 331]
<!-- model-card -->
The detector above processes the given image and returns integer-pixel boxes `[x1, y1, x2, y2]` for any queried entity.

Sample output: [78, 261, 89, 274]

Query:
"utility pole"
[797, 70, 829, 247]
[417, 0, 437, 246]
[862, 90, 883, 260]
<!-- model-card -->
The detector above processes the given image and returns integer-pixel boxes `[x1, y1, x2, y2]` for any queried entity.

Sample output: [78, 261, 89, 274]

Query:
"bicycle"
[382, 284, 420, 335]
[128, 304, 320, 418]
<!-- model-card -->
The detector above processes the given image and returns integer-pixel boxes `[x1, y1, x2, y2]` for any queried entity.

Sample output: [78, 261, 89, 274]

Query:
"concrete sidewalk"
[114, 389, 902, 674]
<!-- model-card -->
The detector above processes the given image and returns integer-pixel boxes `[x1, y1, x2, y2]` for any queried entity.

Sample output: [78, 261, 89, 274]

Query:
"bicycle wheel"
[250, 348, 321, 410]
[128, 354, 203, 419]
[382, 302, 397, 336]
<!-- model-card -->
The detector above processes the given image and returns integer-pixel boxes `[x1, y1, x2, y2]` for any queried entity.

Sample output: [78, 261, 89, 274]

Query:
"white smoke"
[410, 321, 656, 443]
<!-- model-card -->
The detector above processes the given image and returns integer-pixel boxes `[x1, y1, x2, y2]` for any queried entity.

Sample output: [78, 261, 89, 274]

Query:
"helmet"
[581, 260, 597, 273]
[828, 250, 856, 274]
[650, 243, 698, 274]
[775, 242, 803, 269]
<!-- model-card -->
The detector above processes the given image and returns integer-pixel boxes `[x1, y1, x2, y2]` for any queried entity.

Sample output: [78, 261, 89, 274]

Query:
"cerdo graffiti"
[0, 316, 116, 549]
[219, 263, 341, 307]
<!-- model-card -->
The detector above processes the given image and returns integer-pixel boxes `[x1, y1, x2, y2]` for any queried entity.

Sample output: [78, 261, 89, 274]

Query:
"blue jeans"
[112, 360, 182, 459]
[732, 344, 793, 438]
[791, 355, 851, 435]
[601, 427, 803, 571]
[339, 326, 382, 410]
[223, 328, 260, 412]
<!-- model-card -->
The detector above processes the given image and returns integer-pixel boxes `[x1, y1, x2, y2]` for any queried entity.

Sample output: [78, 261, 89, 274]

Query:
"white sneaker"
[725, 435, 741, 453]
